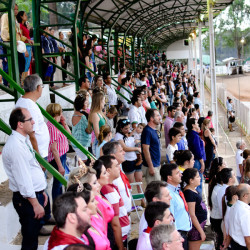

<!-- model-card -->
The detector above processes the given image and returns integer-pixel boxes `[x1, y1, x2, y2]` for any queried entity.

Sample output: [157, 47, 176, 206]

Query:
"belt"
[14, 190, 44, 196]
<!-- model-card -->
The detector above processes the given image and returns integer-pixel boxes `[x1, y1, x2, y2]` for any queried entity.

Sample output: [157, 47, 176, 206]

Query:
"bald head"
[237, 184, 250, 204]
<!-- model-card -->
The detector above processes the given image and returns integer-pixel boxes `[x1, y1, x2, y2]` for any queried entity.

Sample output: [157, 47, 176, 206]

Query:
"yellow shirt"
[178, 166, 186, 173]
[1, 13, 27, 42]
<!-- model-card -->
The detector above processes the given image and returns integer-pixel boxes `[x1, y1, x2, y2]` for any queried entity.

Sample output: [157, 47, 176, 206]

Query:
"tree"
[217, 0, 250, 58]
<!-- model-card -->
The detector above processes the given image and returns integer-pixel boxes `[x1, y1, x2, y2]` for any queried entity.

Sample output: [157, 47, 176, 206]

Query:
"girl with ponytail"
[96, 125, 112, 159]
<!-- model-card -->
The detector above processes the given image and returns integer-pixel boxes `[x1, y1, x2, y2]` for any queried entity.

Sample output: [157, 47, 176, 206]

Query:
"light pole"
[240, 37, 245, 60]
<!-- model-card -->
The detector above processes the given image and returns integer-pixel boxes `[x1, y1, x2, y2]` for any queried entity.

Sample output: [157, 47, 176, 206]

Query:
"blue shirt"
[187, 130, 206, 161]
[41, 35, 51, 54]
[177, 138, 185, 150]
[141, 125, 160, 167]
[167, 184, 192, 231]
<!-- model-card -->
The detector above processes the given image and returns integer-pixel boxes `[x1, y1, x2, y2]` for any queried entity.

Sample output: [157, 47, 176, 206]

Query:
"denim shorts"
[122, 160, 142, 174]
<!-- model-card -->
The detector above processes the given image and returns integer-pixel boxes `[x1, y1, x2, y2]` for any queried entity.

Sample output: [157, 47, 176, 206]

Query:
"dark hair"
[186, 118, 196, 134]
[145, 202, 170, 227]
[121, 77, 129, 86]
[16, 11, 27, 27]
[9, 108, 26, 130]
[78, 76, 87, 87]
[99, 155, 116, 169]
[173, 122, 184, 129]
[131, 95, 140, 105]
[193, 92, 199, 98]
[167, 105, 176, 113]
[168, 127, 181, 141]
[194, 104, 199, 110]
[174, 150, 193, 166]
[186, 101, 192, 108]
[160, 163, 178, 182]
[74, 94, 88, 111]
[182, 168, 198, 185]
[182, 107, 188, 114]
[53, 192, 83, 228]
[144, 181, 168, 203]
[220, 168, 233, 184]
[146, 108, 157, 122]
[67, 183, 92, 204]
[209, 157, 224, 184]
[102, 141, 120, 155]
[133, 88, 143, 99]
[116, 119, 130, 135]
[103, 73, 110, 81]
[207, 110, 213, 117]
[92, 159, 104, 179]
[222, 185, 238, 219]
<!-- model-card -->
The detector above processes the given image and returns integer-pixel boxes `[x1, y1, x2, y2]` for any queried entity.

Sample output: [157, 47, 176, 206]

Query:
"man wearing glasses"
[2, 108, 47, 250]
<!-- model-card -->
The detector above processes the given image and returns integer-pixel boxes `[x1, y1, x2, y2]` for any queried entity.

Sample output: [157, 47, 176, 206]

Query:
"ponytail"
[98, 125, 111, 145]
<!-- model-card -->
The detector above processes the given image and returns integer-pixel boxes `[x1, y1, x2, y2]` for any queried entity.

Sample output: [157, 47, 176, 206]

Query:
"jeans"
[24, 45, 32, 72]
[50, 153, 69, 201]
[13, 191, 44, 250]
[194, 160, 203, 196]
[237, 176, 241, 184]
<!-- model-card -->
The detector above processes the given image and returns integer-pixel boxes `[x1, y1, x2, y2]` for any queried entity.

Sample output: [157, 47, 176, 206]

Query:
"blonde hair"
[88, 91, 106, 130]
[108, 106, 118, 115]
[202, 118, 210, 131]
[67, 166, 96, 188]
[46, 103, 62, 117]
[98, 125, 111, 145]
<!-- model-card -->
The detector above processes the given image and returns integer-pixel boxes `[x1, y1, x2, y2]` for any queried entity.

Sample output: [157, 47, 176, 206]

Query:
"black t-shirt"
[184, 189, 207, 223]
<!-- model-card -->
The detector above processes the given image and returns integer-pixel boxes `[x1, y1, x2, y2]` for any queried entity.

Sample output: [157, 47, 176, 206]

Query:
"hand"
[28, 39, 34, 45]
[43, 192, 48, 207]
[60, 115, 66, 124]
[25, 51, 29, 57]
[200, 230, 206, 241]
[149, 167, 155, 176]
[200, 161, 205, 173]
[33, 203, 45, 219]
[58, 166, 65, 176]
[136, 147, 141, 153]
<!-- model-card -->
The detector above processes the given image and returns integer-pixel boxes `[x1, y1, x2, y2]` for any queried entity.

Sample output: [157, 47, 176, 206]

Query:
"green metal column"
[114, 32, 119, 74]
[132, 36, 135, 72]
[32, 0, 42, 77]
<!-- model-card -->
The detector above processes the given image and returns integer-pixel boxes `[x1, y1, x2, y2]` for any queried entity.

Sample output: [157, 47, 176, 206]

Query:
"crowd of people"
[1, 4, 250, 250]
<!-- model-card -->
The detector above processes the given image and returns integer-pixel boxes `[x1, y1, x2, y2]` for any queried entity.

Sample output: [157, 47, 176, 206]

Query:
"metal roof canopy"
[83, 0, 233, 47]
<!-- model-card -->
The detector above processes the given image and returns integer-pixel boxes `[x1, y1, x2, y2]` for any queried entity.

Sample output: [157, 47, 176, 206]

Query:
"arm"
[50, 142, 65, 175]
[205, 130, 216, 148]
[111, 216, 125, 250]
[91, 113, 100, 138]
[29, 131, 39, 154]
[60, 115, 71, 134]
[27, 197, 45, 219]
[187, 201, 206, 241]
[85, 56, 90, 68]
[118, 139, 141, 153]
[142, 144, 154, 176]
[245, 236, 250, 249]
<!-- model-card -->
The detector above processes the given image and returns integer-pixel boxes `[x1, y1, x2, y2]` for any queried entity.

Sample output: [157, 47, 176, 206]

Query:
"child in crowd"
[133, 123, 145, 166]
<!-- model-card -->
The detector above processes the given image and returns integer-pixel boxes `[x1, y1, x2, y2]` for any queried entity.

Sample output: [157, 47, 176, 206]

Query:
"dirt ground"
[216, 73, 250, 101]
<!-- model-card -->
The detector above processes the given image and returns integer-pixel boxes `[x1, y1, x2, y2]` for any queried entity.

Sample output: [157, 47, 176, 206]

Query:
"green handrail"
[49, 88, 74, 105]
[94, 54, 133, 96]
[0, 68, 96, 162]
[0, 118, 67, 187]
[80, 61, 132, 103]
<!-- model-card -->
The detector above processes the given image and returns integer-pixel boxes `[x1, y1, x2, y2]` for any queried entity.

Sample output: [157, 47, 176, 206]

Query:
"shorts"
[188, 220, 206, 241]
[122, 160, 141, 174]
[45, 65, 53, 77]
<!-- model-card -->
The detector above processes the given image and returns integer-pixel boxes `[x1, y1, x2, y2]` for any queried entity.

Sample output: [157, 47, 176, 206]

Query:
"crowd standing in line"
[1, 7, 250, 250]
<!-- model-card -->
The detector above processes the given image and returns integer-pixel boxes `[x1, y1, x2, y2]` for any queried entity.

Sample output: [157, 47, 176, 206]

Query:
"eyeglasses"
[22, 117, 33, 123]
[122, 119, 130, 124]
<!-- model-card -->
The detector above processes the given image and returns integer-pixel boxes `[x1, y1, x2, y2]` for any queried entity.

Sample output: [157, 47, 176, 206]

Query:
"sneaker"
[39, 226, 52, 236]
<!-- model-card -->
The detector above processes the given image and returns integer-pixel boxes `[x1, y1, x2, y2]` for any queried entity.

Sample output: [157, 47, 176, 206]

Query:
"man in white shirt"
[104, 73, 118, 106]
[15, 74, 50, 159]
[128, 96, 143, 129]
[226, 184, 250, 249]
[44, 192, 91, 250]
[2, 108, 47, 250]
[137, 202, 173, 250]
[235, 140, 246, 183]
[139, 181, 172, 235]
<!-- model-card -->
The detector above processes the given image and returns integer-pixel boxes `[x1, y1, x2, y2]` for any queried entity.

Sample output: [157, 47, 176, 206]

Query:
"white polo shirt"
[128, 105, 141, 125]
[136, 231, 152, 250]
[228, 200, 250, 247]
[216, 184, 228, 218]
[236, 149, 243, 177]
[210, 184, 223, 219]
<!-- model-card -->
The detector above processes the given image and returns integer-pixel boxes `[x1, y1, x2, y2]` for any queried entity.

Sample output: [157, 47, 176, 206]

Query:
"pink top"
[96, 195, 114, 236]
[83, 214, 111, 250]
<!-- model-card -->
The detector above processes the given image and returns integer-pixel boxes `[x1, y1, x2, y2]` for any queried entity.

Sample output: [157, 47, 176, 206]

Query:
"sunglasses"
[121, 119, 130, 124]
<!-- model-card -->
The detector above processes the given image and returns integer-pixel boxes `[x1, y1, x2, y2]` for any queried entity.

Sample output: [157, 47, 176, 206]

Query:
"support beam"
[198, 21, 205, 115]
[208, 1, 219, 138]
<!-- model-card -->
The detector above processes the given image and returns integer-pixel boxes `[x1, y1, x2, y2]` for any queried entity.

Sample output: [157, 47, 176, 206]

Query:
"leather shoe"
[46, 217, 56, 225]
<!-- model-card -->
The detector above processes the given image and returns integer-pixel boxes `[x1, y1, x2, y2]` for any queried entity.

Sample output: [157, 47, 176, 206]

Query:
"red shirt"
[20, 23, 30, 41]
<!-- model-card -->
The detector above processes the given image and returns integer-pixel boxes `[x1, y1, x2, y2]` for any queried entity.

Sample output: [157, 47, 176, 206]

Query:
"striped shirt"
[47, 121, 69, 162]
[101, 184, 130, 241]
